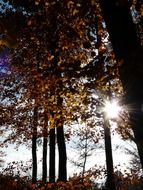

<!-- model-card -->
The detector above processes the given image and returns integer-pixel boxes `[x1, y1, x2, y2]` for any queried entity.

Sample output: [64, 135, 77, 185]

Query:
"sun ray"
[103, 100, 122, 119]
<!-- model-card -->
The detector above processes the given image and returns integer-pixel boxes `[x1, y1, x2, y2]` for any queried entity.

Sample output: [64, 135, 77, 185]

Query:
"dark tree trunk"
[104, 114, 116, 190]
[42, 137, 47, 182]
[32, 106, 38, 184]
[94, 10, 116, 188]
[100, 0, 143, 170]
[47, 1, 67, 181]
[49, 128, 55, 182]
[57, 126, 67, 181]
[32, 134, 37, 184]
[42, 136, 48, 183]
[56, 93, 67, 182]
[42, 113, 48, 183]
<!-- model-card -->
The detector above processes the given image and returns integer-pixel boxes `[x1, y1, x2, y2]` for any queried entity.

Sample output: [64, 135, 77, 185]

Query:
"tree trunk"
[42, 136, 48, 183]
[49, 128, 55, 182]
[81, 131, 88, 182]
[42, 113, 48, 183]
[56, 93, 67, 182]
[57, 126, 67, 181]
[104, 114, 116, 190]
[32, 106, 38, 184]
[100, 0, 143, 170]
[32, 134, 37, 184]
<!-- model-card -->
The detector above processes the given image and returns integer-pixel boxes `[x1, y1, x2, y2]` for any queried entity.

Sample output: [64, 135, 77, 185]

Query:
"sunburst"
[103, 100, 122, 119]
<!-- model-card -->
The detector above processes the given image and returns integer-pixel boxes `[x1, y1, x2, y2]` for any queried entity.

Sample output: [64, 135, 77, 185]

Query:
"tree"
[99, 0, 143, 171]
[1, 0, 123, 185]
[69, 122, 100, 182]
[0, 1, 92, 183]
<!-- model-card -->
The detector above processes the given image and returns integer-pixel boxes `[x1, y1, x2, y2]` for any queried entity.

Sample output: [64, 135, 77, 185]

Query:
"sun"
[104, 100, 121, 119]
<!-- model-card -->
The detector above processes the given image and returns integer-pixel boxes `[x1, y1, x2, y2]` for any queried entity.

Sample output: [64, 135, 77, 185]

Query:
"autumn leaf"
[73, 9, 79, 16]
[67, 1, 74, 9]
[27, 20, 32, 26]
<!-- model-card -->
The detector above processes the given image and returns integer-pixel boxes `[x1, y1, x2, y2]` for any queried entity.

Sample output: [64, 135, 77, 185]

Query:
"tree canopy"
[0, 0, 143, 189]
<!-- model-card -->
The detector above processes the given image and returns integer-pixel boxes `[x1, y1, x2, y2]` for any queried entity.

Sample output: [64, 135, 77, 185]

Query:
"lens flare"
[104, 100, 121, 119]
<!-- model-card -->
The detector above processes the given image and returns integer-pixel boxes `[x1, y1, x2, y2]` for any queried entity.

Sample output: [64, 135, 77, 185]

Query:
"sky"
[1, 125, 137, 181]
[0, 0, 13, 13]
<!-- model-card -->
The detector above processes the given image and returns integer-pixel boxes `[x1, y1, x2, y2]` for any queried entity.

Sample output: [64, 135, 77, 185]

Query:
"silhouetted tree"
[100, 0, 143, 172]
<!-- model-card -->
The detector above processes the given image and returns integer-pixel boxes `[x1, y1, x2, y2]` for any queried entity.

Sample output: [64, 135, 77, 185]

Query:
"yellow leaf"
[35, 0, 40, 5]
[45, 2, 49, 6]
[49, 117, 55, 129]
[0, 39, 17, 48]
[67, 1, 74, 9]
[48, 55, 54, 61]
[45, 84, 48, 89]
[76, 3, 81, 7]
[49, 95, 55, 102]
[73, 9, 78, 16]
[58, 57, 62, 65]
[56, 115, 61, 119]
[30, 36, 35, 40]
[0, 39, 6, 46]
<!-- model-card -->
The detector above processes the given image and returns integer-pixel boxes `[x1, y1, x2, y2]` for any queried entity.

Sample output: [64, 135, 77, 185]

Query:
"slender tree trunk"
[42, 136, 48, 183]
[100, 0, 143, 170]
[32, 134, 37, 184]
[57, 126, 67, 181]
[42, 137, 47, 182]
[82, 137, 88, 183]
[42, 113, 48, 183]
[32, 106, 38, 184]
[103, 114, 116, 190]
[82, 153, 87, 181]
[49, 128, 55, 182]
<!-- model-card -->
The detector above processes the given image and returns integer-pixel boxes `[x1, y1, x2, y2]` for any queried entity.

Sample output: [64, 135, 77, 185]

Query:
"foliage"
[0, 0, 122, 156]
[1, 169, 143, 190]
[0, 163, 98, 190]
[130, 0, 143, 45]
[2, 160, 32, 178]
[0, 150, 5, 167]
[0, 173, 31, 190]
[0, 0, 124, 142]
[1, 0, 142, 188]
